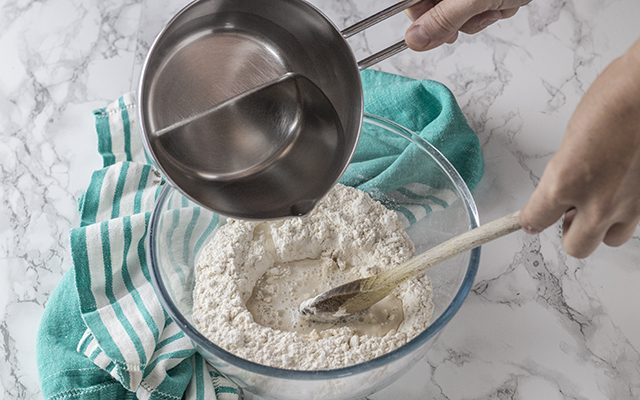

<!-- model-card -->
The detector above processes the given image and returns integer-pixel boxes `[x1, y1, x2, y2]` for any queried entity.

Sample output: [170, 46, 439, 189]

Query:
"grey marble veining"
[2, 0, 640, 399]
[0, 0, 143, 398]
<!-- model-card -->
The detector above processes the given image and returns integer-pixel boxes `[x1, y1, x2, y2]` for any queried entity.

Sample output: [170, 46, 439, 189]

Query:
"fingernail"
[523, 225, 539, 235]
[406, 25, 431, 50]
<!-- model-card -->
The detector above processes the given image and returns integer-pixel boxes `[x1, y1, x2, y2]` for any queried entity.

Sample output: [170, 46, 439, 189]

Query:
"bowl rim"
[148, 113, 480, 380]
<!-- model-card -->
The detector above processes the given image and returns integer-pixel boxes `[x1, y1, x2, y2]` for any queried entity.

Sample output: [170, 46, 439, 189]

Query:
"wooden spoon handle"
[364, 212, 522, 291]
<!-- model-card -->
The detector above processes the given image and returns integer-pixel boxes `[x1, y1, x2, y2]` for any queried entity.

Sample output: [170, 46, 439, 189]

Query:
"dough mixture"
[192, 184, 434, 370]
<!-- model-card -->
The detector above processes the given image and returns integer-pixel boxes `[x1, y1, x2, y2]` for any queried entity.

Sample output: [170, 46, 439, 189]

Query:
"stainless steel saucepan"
[139, 0, 420, 219]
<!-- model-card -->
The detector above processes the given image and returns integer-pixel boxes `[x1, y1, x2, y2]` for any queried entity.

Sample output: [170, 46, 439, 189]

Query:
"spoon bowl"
[300, 212, 522, 322]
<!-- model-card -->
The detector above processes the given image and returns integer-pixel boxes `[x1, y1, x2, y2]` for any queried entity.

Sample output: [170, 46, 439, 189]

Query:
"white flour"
[192, 184, 434, 370]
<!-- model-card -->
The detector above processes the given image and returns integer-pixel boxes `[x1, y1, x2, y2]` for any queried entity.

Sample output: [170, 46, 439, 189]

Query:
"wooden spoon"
[299, 211, 522, 322]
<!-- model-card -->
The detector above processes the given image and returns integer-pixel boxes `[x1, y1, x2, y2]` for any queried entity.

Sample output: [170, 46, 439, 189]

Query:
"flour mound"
[192, 184, 434, 370]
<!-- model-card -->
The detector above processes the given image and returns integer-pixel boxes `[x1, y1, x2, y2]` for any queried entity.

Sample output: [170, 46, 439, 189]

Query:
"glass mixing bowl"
[148, 114, 480, 400]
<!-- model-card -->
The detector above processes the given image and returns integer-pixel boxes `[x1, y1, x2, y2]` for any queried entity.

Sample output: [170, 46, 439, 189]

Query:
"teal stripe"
[137, 213, 152, 283]
[156, 331, 185, 351]
[419, 202, 433, 215]
[105, 361, 116, 374]
[71, 228, 97, 310]
[195, 352, 205, 399]
[425, 194, 449, 209]
[83, 311, 128, 387]
[183, 208, 200, 266]
[100, 223, 148, 368]
[72, 227, 128, 383]
[181, 196, 188, 207]
[94, 109, 115, 167]
[122, 217, 160, 342]
[80, 168, 108, 226]
[214, 386, 239, 395]
[396, 187, 422, 200]
[395, 206, 417, 225]
[154, 183, 164, 201]
[143, 148, 153, 165]
[88, 346, 101, 361]
[111, 163, 129, 218]
[133, 167, 151, 214]
[193, 215, 218, 255]
[119, 97, 133, 161]
[396, 187, 437, 213]
[143, 349, 194, 379]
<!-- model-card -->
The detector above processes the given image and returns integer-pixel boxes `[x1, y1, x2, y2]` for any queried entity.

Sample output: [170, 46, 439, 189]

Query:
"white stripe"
[403, 204, 428, 222]
[128, 216, 166, 332]
[85, 224, 141, 370]
[147, 357, 184, 385]
[93, 349, 113, 370]
[84, 225, 111, 308]
[80, 335, 115, 377]
[149, 332, 192, 364]
[76, 329, 93, 353]
[95, 164, 122, 222]
[122, 96, 145, 163]
[83, 335, 99, 358]
[140, 170, 162, 210]
[155, 320, 184, 349]
[107, 218, 157, 366]
[108, 101, 126, 163]
[142, 328, 193, 391]
[184, 358, 216, 400]
[201, 360, 217, 399]
[184, 375, 197, 399]
[95, 304, 140, 370]
[163, 209, 188, 287]
[117, 292, 155, 364]
[141, 366, 166, 393]
[187, 211, 212, 263]
[402, 182, 458, 205]
[106, 219, 128, 302]
[117, 164, 142, 217]
[396, 212, 411, 229]
[136, 283, 166, 339]
[136, 386, 152, 400]
[208, 367, 236, 390]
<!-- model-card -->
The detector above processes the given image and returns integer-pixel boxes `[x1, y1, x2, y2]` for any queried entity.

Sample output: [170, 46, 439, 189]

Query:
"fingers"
[562, 208, 577, 234]
[603, 219, 639, 247]
[562, 210, 609, 258]
[459, 10, 502, 34]
[405, 0, 438, 21]
[406, 0, 487, 50]
[525, 199, 638, 257]
[459, 7, 519, 34]
[495, 0, 533, 8]
[405, 0, 529, 51]
[500, 7, 520, 19]
[444, 31, 459, 44]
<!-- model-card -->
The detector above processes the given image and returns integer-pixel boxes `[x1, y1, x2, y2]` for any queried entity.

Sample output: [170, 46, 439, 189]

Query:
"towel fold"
[37, 70, 483, 400]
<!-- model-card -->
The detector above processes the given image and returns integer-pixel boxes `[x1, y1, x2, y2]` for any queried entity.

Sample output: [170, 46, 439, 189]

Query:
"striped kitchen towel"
[38, 70, 482, 400]
[37, 93, 240, 400]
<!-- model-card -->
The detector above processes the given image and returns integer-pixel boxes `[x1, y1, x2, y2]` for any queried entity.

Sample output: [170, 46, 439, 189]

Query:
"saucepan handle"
[341, 0, 422, 69]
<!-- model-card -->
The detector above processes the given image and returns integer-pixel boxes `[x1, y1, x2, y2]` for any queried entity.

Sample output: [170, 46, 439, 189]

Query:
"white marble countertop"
[2, 0, 640, 398]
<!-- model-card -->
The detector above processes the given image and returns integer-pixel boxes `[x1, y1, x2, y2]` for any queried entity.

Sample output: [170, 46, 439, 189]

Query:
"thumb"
[405, 0, 484, 50]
